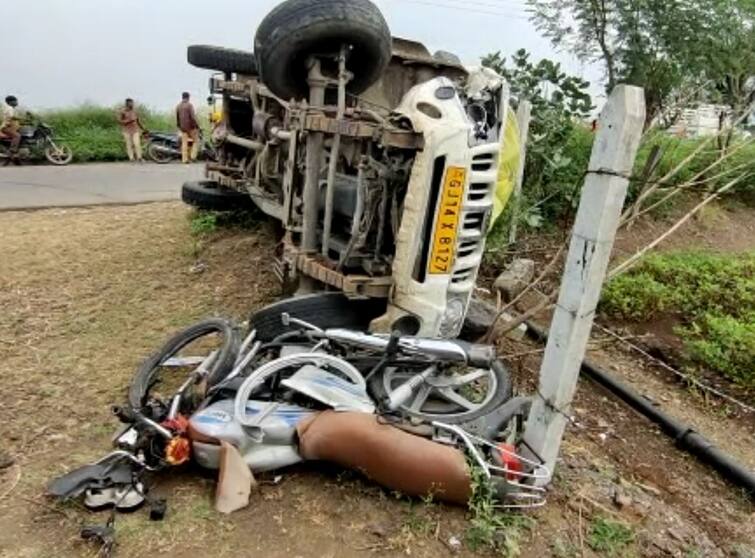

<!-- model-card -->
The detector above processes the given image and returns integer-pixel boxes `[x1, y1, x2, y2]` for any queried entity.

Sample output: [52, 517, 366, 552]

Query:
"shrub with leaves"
[601, 251, 755, 387]
[465, 461, 533, 557]
[483, 49, 596, 232]
[684, 313, 755, 388]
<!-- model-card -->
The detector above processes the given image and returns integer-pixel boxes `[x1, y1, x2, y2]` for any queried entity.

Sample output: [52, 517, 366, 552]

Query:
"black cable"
[524, 321, 755, 498]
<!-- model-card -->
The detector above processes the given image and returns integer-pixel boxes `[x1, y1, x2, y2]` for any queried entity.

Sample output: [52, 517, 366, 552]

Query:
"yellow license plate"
[428, 166, 466, 275]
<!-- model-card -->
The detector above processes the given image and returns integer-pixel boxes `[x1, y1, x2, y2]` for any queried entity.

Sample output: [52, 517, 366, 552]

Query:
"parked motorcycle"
[144, 130, 217, 164]
[0, 123, 73, 165]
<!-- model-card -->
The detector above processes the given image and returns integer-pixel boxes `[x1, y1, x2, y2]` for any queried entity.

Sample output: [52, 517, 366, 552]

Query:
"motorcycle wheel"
[369, 359, 513, 424]
[44, 144, 73, 165]
[147, 141, 174, 164]
[128, 318, 241, 412]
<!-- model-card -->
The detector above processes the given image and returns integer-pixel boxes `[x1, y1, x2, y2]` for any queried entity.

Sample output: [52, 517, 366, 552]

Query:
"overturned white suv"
[184, 0, 509, 339]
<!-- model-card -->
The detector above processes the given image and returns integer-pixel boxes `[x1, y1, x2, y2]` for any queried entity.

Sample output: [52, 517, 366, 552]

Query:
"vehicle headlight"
[439, 297, 466, 338]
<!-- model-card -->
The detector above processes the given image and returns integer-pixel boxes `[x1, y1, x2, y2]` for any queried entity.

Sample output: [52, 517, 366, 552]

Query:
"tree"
[689, 1, 755, 112]
[482, 49, 595, 226]
[482, 49, 593, 120]
[526, 0, 755, 124]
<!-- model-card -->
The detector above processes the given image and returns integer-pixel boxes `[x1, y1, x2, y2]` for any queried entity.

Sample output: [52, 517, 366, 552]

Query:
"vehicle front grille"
[447, 145, 500, 294]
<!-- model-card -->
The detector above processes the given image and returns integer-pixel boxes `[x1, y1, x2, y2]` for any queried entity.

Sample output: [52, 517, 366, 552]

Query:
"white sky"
[0, 0, 604, 111]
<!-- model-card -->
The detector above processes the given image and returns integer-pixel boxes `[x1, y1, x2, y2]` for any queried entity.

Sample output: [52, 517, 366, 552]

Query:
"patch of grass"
[587, 516, 636, 557]
[551, 537, 580, 557]
[601, 251, 755, 387]
[683, 546, 705, 558]
[402, 504, 437, 536]
[465, 461, 533, 557]
[188, 209, 261, 238]
[682, 313, 755, 388]
[190, 210, 219, 237]
[602, 252, 755, 321]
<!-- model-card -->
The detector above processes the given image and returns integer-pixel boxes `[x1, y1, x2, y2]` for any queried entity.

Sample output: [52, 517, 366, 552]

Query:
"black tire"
[44, 144, 73, 166]
[369, 359, 513, 424]
[187, 44, 258, 75]
[129, 318, 241, 411]
[181, 180, 255, 212]
[254, 0, 392, 101]
[146, 141, 174, 164]
[248, 293, 387, 342]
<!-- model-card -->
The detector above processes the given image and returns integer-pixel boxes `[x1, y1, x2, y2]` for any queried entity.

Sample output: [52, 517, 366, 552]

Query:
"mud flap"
[215, 441, 257, 514]
[297, 411, 471, 505]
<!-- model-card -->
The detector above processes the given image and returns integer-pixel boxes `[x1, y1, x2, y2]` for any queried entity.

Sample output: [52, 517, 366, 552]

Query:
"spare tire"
[254, 0, 392, 101]
[181, 180, 255, 212]
[248, 293, 387, 342]
[187, 45, 258, 75]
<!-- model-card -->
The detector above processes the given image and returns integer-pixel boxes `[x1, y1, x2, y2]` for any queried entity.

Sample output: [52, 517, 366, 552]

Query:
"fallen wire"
[592, 323, 755, 415]
[535, 388, 579, 427]
[502, 334, 653, 360]
[501, 347, 546, 359]
[525, 286, 755, 414]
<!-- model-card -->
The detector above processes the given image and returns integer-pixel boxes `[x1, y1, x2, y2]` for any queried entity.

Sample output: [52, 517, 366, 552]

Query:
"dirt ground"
[1, 202, 753, 558]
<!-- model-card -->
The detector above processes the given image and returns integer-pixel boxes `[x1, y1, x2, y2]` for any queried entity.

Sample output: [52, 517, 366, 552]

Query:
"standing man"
[1, 96, 22, 162]
[118, 98, 145, 162]
[176, 92, 199, 164]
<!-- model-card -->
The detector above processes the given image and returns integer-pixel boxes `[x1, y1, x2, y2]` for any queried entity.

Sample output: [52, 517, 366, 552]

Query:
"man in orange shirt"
[176, 92, 199, 164]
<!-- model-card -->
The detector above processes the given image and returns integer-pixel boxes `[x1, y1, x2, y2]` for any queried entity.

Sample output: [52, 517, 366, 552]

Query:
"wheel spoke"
[437, 387, 478, 411]
[387, 372, 414, 387]
[408, 383, 433, 412]
[427, 369, 488, 388]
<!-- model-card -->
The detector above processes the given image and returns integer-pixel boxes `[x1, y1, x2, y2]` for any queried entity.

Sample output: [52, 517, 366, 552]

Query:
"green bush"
[40, 104, 174, 162]
[601, 251, 755, 387]
[684, 313, 755, 387]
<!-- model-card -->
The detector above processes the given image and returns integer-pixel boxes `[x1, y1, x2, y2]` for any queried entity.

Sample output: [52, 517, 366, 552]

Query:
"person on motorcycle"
[176, 92, 199, 164]
[118, 98, 145, 163]
[1, 95, 22, 162]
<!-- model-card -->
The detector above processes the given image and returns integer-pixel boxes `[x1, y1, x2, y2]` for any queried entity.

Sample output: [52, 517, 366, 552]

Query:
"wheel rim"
[381, 365, 498, 420]
[46, 145, 72, 164]
[149, 143, 173, 163]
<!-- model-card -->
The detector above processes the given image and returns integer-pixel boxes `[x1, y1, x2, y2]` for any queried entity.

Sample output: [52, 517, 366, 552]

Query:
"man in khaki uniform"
[176, 92, 199, 163]
[118, 98, 145, 162]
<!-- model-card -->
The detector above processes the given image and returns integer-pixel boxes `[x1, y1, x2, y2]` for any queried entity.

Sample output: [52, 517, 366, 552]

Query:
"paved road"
[0, 162, 204, 210]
